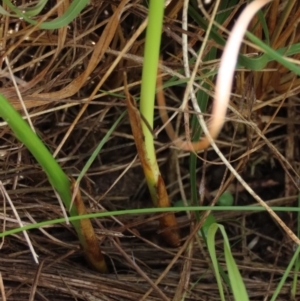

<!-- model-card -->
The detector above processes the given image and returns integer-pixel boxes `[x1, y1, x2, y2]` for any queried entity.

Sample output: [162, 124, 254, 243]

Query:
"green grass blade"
[3, 0, 89, 30]
[21, 0, 48, 17]
[188, 4, 300, 71]
[0, 94, 82, 234]
[245, 31, 300, 75]
[0, 5, 13, 16]
[257, 10, 270, 45]
[2, 205, 300, 238]
[208, 223, 249, 301]
[291, 247, 300, 298]
[2, 0, 47, 17]
[207, 223, 226, 301]
[291, 193, 300, 297]
[140, 0, 164, 168]
[0, 94, 70, 197]
[219, 225, 249, 301]
[271, 246, 300, 301]
[0, 93, 108, 271]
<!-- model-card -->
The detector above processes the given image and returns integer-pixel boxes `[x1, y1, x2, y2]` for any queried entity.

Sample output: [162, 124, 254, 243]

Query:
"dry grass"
[0, 0, 300, 300]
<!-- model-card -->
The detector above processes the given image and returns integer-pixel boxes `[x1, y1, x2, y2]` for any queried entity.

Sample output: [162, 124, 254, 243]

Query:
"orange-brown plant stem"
[125, 82, 180, 247]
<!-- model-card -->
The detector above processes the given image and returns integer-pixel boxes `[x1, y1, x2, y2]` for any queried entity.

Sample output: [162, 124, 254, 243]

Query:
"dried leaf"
[125, 85, 180, 247]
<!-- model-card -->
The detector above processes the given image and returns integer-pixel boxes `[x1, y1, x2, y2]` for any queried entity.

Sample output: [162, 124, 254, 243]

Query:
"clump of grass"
[1, 0, 300, 300]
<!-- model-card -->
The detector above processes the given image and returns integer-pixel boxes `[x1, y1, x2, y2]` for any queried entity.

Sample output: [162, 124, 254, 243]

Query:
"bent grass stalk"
[0, 94, 107, 272]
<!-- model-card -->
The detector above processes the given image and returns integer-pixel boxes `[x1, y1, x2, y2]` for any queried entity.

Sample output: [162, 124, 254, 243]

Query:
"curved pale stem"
[158, 0, 272, 152]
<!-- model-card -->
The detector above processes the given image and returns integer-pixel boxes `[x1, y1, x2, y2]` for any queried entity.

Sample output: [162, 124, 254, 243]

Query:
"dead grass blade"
[0, 1, 68, 107]
[36, 0, 130, 101]
[28, 260, 45, 301]
[0, 273, 6, 301]
[125, 81, 180, 247]
[1, 0, 129, 110]
[71, 179, 108, 273]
